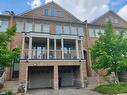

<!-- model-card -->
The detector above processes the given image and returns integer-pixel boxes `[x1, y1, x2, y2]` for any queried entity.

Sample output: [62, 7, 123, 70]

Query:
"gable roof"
[90, 10, 127, 28]
[19, 1, 82, 23]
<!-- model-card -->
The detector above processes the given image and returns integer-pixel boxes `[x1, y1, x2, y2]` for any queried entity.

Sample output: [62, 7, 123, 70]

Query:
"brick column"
[4, 67, 11, 81]
[19, 63, 28, 92]
[53, 65, 58, 90]
[80, 63, 85, 88]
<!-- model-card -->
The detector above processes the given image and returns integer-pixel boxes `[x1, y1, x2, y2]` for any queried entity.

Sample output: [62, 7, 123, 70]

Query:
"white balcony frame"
[21, 33, 84, 60]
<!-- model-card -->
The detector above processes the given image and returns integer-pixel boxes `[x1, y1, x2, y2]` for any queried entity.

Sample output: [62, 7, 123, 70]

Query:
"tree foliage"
[90, 21, 127, 75]
[0, 25, 20, 68]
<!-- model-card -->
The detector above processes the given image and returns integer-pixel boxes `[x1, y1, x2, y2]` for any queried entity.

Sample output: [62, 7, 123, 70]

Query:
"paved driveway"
[27, 88, 101, 95]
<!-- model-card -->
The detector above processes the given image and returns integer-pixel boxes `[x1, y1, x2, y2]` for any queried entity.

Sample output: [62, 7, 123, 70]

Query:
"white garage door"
[29, 70, 52, 89]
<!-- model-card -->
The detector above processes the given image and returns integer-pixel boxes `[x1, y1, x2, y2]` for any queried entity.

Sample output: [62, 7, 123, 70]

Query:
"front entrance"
[28, 66, 53, 89]
[12, 63, 19, 79]
[58, 66, 80, 88]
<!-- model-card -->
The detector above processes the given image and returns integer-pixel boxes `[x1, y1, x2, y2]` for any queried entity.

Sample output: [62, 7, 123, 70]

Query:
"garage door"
[59, 70, 73, 87]
[29, 70, 52, 89]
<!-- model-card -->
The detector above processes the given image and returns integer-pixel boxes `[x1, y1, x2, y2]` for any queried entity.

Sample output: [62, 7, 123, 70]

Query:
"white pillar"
[47, 38, 49, 59]
[54, 39, 56, 59]
[76, 39, 79, 59]
[81, 40, 84, 59]
[61, 38, 64, 59]
[21, 37, 25, 59]
[28, 37, 32, 59]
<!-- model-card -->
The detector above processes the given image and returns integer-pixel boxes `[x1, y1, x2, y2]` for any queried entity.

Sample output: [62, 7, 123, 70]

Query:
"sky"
[0, 0, 127, 22]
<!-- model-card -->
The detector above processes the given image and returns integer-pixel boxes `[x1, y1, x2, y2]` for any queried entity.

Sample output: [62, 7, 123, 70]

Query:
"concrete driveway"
[27, 88, 101, 95]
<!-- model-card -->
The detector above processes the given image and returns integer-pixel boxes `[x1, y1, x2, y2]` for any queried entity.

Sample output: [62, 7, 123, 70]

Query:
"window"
[116, 30, 119, 35]
[71, 27, 77, 35]
[56, 24, 62, 34]
[0, 19, 8, 32]
[78, 27, 84, 36]
[51, 4, 55, 16]
[56, 10, 62, 16]
[44, 9, 48, 16]
[89, 28, 94, 37]
[95, 29, 100, 37]
[35, 23, 41, 32]
[64, 26, 70, 34]
[25, 22, 32, 32]
[101, 29, 104, 34]
[43, 23, 49, 33]
[16, 21, 23, 32]
[114, 19, 118, 23]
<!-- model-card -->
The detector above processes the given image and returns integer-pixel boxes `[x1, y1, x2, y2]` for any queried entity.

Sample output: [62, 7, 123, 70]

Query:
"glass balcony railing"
[21, 49, 83, 60]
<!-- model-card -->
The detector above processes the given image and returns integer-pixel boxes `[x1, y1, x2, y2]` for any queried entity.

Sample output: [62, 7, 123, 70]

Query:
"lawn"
[94, 83, 127, 94]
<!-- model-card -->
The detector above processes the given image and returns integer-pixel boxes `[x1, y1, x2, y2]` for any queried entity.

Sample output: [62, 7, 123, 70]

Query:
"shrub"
[5, 91, 13, 95]
[18, 87, 25, 93]
[95, 83, 127, 94]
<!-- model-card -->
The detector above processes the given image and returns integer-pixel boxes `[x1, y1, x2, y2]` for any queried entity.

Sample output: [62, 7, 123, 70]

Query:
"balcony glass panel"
[64, 39, 76, 59]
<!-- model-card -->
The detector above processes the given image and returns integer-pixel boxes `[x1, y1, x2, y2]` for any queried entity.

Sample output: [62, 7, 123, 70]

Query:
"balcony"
[22, 49, 83, 60]
[21, 35, 84, 60]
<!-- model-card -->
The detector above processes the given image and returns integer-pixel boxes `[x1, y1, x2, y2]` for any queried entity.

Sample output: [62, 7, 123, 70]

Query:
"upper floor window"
[0, 19, 8, 32]
[56, 24, 62, 34]
[89, 28, 94, 37]
[43, 23, 49, 33]
[64, 26, 70, 34]
[106, 16, 118, 24]
[56, 10, 62, 16]
[116, 30, 119, 35]
[95, 29, 100, 37]
[44, 9, 48, 16]
[101, 29, 104, 34]
[35, 23, 41, 32]
[51, 4, 55, 16]
[25, 22, 32, 32]
[114, 19, 118, 23]
[71, 27, 77, 35]
[16, 21, 23, 32]
[78, 27, 84, 36]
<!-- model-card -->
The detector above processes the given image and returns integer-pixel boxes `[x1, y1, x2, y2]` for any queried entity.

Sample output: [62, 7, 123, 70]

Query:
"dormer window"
[44, 9, 48, 16]
[51, 4, 55, 16]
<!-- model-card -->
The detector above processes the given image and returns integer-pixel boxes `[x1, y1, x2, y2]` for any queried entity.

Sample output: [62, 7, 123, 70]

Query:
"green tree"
[0, 25, 20, 68]
[90, 21, 127, 83]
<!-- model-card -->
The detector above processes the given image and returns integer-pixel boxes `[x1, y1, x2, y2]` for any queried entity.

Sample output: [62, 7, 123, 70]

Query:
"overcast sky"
[0, 0, 127, 22]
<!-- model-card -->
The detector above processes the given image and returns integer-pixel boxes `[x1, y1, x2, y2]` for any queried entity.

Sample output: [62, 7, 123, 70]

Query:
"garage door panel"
[60, 70, 73, 87]
[29, 71, 51, 89]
